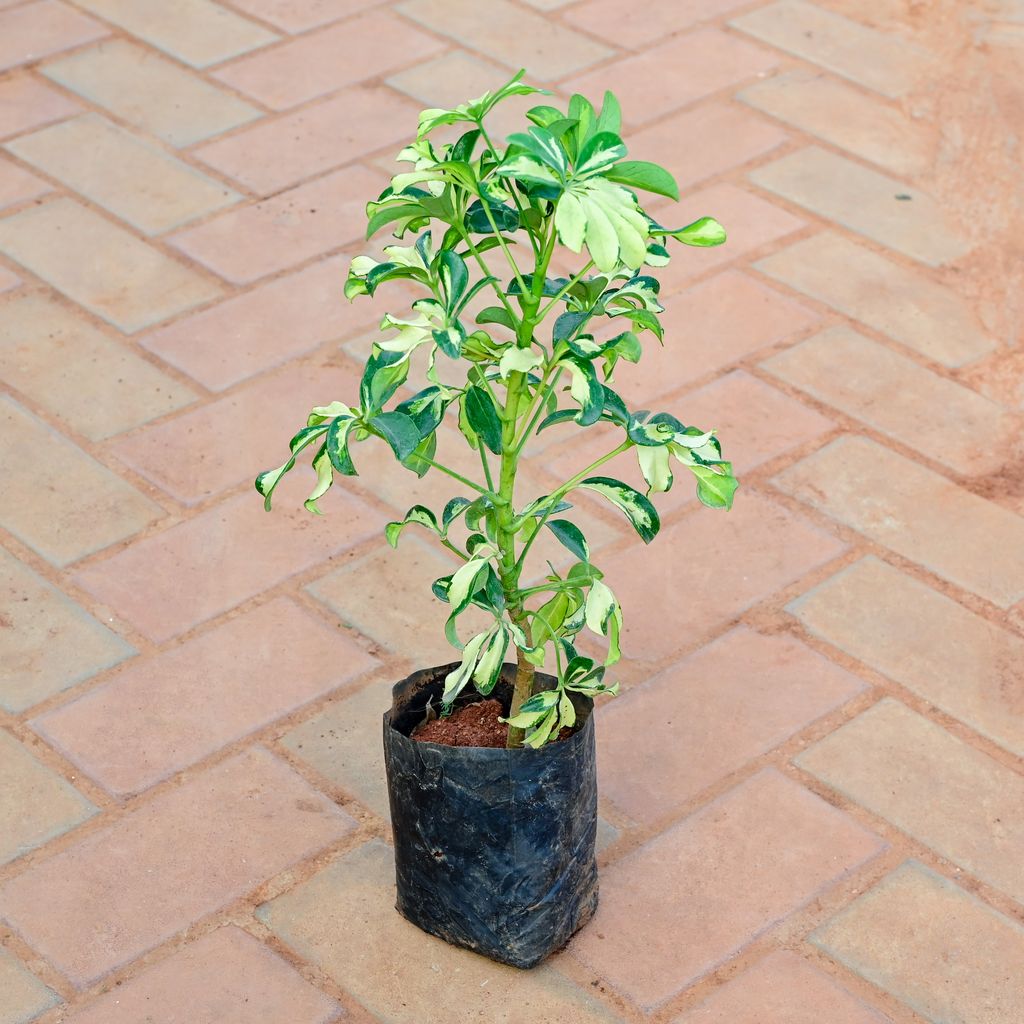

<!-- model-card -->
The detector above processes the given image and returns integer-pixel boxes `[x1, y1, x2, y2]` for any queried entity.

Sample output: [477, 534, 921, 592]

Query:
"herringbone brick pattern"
[1, 0, 1021, 1021]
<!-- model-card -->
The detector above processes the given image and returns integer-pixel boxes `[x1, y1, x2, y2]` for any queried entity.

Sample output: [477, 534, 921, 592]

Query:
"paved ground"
[1, 0, 1022, 1021]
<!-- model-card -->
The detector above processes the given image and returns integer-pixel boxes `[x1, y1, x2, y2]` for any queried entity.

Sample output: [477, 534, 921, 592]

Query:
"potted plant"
[256, 71, 737, 968]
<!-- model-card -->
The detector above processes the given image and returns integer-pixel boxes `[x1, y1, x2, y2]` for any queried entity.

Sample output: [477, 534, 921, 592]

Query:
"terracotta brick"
[33, 597, 376, 796]
[789, 556, 1024, 756]
[213, 12, 443, 110]
[0, 1, 107, 72]
[0, 546, 134, 714]
[306, 533, 468, 666]
[226, 0, 385, 32]
[565, 0, 751, 48]
[109, 358, 362, 505]
[0, 198, 222, 332]
[142, 256, 374, 391]
[7, 113, 241, 235]
[675, 949, 889, 1023]
[0, 265, 20, 292]
[598, 626, 864, 825]
[756, 232, 995, 367]
[73, 483, 376, 642]
[615, 271, 820, 408]
[762, 326, 1012, 476]
[170, 164, 384, 284]
[63, 926, 339, 1024]
[544, 370, 834, 519]
[625, 103, 787, 191]
[399, 0, 612, 80]
[43, 39, 261, 147]
[194, 85, 419, 195]
[279, 680, 393, 819]
[569, 768, 884, 1009]
[775, 435, 1024, 607]
[0, 747, 356, 987]
[730, 1, 933, 98]
[738, 68, 932, 178]
[0, 73, 81, 139]
[0, 730, 96, 866]
[0, 293, 197, 440]
[798, 699, 1024, 903]
[259, 839, 621, 1023]
[564, 30, 778, 128]
[597, 493, 846, 667]
[0, 155, 48, 210]
[0, 397, 162, 567]
[812, 861, 1024, 1024]
[751, 147, 970, 267]
[649, 183, 806, 296]
[0, 946, 57, 1024]
[72, 0, 277, 68]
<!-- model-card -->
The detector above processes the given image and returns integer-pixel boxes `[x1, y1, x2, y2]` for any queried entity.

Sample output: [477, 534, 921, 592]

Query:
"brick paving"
[0, 0, 1020, 1021]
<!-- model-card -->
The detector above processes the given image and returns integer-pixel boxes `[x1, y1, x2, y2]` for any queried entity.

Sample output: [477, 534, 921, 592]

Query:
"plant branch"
[513, 440, 632, 574]
[537, 258, 595, 320]
[420, 457, 495, 498]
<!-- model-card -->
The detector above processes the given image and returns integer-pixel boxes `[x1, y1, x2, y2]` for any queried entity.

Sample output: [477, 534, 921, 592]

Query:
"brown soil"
[412, 699, 576, 747]
[413, 699, 508, 747]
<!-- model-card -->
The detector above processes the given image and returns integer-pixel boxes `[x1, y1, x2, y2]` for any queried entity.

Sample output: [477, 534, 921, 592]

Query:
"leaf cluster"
[257, 71, 738, 747]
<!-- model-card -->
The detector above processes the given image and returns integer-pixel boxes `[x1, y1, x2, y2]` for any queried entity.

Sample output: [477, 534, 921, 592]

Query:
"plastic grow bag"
[382, 662, 599, 969]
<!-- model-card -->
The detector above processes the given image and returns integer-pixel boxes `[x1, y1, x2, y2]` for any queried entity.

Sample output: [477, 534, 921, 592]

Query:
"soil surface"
[413, 699, 508, 747]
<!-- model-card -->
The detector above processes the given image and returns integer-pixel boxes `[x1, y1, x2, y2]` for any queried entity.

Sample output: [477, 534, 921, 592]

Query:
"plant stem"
[513, 441, 632, 575]
[536, 259, 595, 321]
[420, 457, 494, 498]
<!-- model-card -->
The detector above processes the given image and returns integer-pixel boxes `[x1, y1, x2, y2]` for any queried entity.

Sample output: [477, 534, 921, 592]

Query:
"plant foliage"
[257, 71, 737, 748]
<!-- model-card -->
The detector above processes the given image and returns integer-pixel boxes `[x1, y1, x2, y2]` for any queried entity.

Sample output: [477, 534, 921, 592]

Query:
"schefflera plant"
[257, 71, 738, 749]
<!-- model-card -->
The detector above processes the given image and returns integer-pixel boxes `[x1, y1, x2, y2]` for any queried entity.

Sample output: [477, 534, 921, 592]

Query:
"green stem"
[420, 457, 495, 498]
[478, 444, 495, 492]
[480, 200, 528, 296]
[476, 121, 538, 260]
[513, 365, 564, 453]
[537, 259, 595, 321]
[456, 225, 520, 323]
[513, 440, 632, 575]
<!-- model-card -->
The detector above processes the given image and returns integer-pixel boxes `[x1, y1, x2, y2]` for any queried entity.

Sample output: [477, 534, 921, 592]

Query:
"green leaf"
[653, 215, 727, 247]
[441, 630, 490, 705]
[546, 520, 589, 562]
[595, 90, 621, 136]
[369, 411, 421, 461]
[325, 416, 357, 475]
[360, 349, 408, 413]
[579, 476, 661, 543]
[554, 191, 586, 252]
[506, 126, 569, 177]
[442, 496, 473, 529]
[473, 624, 509, 694]
[437, 249, 469, 311]
[447, 557, 490, 626]
[477, 305, 517, 331]
[303, 444, 334, 515]
[575, 131, 627, 179]
[690, 463, 739, 509]
[255, 424, 327, 510]
[584, 578, 616, 635]
[385, 505, 439, 548]
[403, 430, 435, 478]
[563, 356, 603, 425]
[602, 160, 679, 200]
[638, 444, 673, 493]
[466, 199, 519, 234]
[464, 385, 503, 454]
[396, 385, 450, 436]
[498, 347, 543, 378]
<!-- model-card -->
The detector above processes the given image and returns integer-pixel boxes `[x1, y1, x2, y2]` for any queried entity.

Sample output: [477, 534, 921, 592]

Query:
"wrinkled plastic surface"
[382, 663, 599, 969]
